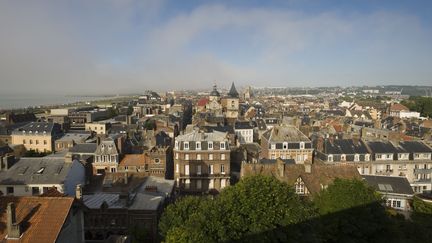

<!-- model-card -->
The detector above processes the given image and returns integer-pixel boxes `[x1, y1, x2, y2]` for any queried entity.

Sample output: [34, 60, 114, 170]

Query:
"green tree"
[314, 178, 389, 242]
[161, 175, 317, 243]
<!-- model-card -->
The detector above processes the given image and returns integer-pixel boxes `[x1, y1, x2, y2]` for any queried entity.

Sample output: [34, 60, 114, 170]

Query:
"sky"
[0, 0, 431, 95]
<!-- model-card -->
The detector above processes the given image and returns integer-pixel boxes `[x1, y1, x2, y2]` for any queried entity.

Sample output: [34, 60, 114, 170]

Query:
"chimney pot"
[75, 184, 82, 200]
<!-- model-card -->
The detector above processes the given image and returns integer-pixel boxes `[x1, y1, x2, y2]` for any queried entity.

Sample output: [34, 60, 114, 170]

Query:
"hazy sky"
[1, 0, 431, 95]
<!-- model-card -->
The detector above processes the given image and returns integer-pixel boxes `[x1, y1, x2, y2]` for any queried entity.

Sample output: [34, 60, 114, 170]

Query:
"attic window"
[378, 184, 393, 192]
[36, 167, 45, 174]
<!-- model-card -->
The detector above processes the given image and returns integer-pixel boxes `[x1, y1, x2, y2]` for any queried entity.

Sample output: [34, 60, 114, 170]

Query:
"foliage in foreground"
[160, 176, 432, 243]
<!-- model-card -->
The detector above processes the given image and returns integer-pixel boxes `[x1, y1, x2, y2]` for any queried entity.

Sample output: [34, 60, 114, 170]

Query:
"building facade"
[174, 130, 230, 193]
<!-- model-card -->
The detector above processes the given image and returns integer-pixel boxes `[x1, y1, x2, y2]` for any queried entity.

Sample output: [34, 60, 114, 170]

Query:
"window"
[29, 139, 33, 144]
[111, 168, 116, 173]
[197, 154, 201, 160]
[175, 141, 179, 149]
[221, 164, 225, 174]
[197, 179, 202, 189]
[271, 143, 276, 150]
[354, 154, 359, 162]
[6, 187, 14, 195]
[328, 155, 333, 162]
[155, 158, 160, 164]
[185, 154, 189, 160]
[341, 154, 346, 161]
[209, 164, 214, 174]
[184, 142, 189, 150]
[196, 142, 201, 150]
[209, 179, 214, 189]
[185, 179, 190, 189]
[32, 187, 40, 195]
[175, 153, 179, 159]
[176, 163, 179, 173]
[209, 154, 213, 160]
[386, 154, 392, 159]
[300, 142, 305, 149]
[283, 142, 288, 150]
[221, 179, 226, 188]
[23, 139, 26, 144]
[377, 154, 382, 159]
[197, 165, 202, 175]
[144, 164, 149, 171]
[185, 165, 189, 175]
[208, 142, 213, 150]
[35, 140, 39, 145]
[295, 183, 305, 194]
[220, 142, 225, 150]
[365, 154, 370, 161]
[44, 140, 47, 145]
[221, 153, 226, 160]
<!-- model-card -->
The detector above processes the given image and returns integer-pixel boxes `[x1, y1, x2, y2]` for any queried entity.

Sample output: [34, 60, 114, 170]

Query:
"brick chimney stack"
[7, 202, 21, 239]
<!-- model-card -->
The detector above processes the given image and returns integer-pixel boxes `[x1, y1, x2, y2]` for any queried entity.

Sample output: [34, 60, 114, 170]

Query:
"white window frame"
[176, 163, 179, 173]
[197, 154, 201, 160]
[354, 154, 359, 162]
[365, 154, 370, 161]
[221, 153, 226, 160]
[175, 141, 179, 149]
[221, 164, 225, 174]
[300, 142, 305, 150]
[184, 142, 189, 150]
[220, 142, 225, 150]
[185, 154, 189, 160]
[197, 165, 202, 175]
[208, 141, 213, 150]
[196, 142, 201, 150]
[328, 155, 333, 162]
[209, 154, 213, 160]
[209, 164, 214, 174]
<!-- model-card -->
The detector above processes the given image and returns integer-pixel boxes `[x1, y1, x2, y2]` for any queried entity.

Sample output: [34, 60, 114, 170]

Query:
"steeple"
[228, 82, 239, 98]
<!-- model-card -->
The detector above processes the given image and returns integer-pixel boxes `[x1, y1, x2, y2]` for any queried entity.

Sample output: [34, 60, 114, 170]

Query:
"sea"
[0, 94, 109, 110]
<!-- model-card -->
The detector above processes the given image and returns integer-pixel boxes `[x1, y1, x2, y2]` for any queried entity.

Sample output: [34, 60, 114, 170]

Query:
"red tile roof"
[0, 196, 74, 243]
[390, 103, 409, 112]
[197, 98, 209, 107]
[119, 154, 147, 167]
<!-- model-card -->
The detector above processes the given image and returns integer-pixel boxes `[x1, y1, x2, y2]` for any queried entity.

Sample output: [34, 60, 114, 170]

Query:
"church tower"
[224, 82, 239, 121]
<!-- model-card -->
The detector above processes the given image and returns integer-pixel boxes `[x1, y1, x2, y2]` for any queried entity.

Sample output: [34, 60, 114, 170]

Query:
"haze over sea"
[0, 94, 105, 110]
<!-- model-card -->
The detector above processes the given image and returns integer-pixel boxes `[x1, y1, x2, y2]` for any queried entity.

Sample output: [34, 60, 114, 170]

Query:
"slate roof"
[83, 193, 125, 209]
[366, 141, 399, 154]
[210, 84, 220, 97]
[362, 175, 414, 195]
[398, 141, 432, 153]
[259, 158, 296, 165]
[227, 82, 239, 98]
[234, 121, 254, 130]
[0, 158, 71, 185]
[69, 143, 97, 154]
[12, 122, 60, 135]
[0, 196, 74, 243]
[262, 125, 310, 142]
[324, 139, 369, 154]
[176, 130, 228, 142]
[95, 139, 119, 156]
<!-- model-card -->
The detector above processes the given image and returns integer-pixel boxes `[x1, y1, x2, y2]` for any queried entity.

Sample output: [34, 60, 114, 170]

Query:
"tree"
[314, 178, 389, 242]
[160, 175, 317, 243]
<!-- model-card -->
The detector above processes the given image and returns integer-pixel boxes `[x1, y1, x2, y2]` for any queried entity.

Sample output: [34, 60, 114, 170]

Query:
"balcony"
[375, 170, 393, 176]
[414, 168, 432, 174]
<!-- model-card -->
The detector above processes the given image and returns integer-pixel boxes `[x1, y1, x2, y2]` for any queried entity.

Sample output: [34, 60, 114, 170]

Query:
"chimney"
[304, 163, 312, 174]
[124, 172, 129, 185]
[75, 184, 82, 201]
[7, 202, 21, 239]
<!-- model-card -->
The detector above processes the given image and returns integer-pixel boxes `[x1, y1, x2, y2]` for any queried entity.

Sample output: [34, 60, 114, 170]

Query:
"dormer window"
[220, 142, 225, 150]
[300, 142, 305, 150]
[341, 154, 346, 161]
[354, 154, 360, 162]
[328, 155, 333, 162]
[283, 142, 288, 150]
[196, 142, 201, 150]
[184, 142, 189, 150]
[208, 142, 213, 150]
[365, 154, 370, 161]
